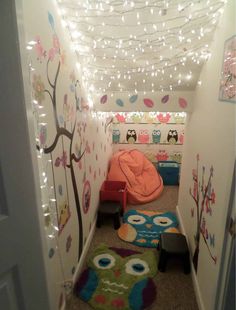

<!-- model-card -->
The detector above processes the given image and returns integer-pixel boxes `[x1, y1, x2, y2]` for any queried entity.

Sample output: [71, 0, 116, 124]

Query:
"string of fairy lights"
[56, 0, 226, 95]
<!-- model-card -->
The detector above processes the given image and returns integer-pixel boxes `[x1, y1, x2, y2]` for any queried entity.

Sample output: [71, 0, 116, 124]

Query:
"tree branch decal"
[33, 14, 87, 260]
[189, 154, 217, 272]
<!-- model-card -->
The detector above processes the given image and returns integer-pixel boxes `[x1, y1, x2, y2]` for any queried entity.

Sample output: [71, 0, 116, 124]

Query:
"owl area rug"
[74, 244, 157, 310]
[118, 210, 179, 247]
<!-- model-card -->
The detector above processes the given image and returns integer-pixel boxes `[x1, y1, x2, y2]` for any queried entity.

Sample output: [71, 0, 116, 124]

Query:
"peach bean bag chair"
[107, 150, 163, 204]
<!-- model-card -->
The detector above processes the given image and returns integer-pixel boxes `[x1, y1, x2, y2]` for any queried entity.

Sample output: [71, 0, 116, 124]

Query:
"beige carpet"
[66, 186, 199, 310]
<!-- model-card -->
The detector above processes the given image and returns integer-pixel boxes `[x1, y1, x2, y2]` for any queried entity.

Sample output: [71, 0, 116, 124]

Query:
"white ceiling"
[57, 0, 226, 95]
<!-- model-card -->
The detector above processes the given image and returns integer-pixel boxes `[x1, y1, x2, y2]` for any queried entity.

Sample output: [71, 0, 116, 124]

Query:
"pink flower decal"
[86, 142, 91, 153]
[60, 50, 66, 65]
[48, 48, 56, 61]
[35, 35, 46, 61]
[55, 151, 67, 168]
[61, 151, 67, 168]
[53, 34, 60, 52]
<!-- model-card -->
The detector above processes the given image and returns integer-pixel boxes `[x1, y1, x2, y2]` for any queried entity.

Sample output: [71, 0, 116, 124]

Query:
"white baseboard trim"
[176, 205, 205, 310]
[72, 216, 97, 284]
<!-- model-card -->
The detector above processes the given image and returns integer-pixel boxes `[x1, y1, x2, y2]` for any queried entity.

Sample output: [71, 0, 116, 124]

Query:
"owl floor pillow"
[118, 210, 179, 247]
[74, 244, 157, 310]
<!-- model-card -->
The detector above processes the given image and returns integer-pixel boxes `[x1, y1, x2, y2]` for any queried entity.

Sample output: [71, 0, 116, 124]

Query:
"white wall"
[178, 0, 236, 309]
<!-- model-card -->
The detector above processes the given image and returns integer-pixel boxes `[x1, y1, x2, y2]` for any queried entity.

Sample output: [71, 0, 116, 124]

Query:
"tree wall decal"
[33, 12, 88, 260]
[189, 154, 217, 272]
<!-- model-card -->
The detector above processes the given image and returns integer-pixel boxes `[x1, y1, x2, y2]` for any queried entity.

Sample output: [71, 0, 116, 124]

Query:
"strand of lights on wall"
[29, 60, 68, 290]
[56, 0, 226, 96]
[30, 95, 59, 240]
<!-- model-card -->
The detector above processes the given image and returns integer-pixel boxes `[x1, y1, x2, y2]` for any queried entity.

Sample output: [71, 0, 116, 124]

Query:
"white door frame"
[214, 161, 235, 310]
[0, 0, 52, 309]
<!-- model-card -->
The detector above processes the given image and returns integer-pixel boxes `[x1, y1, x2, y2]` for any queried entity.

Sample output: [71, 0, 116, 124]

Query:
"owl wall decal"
[112, 129, 120, 144]
[170, 152, 182, 164]
[156, 150, 169, 161]
[167, 129, 178, 144]
[118, 210, 179, 247]
[75, 244, 157, 310]
[152, 129, 161, 143]
[138, 129, 149, 143]
[126, 129, 137, 143]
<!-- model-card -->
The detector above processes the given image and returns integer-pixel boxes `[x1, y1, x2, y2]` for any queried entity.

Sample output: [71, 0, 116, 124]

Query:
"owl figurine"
[112, 129, 120, 144]
[138, 129, 149, 143]
[118, 210, 179, 247]
[126, 129, 137, 144]
[167, 129, 178, 144]
[152, 129, 161, 144]
[75, 244, 157, 310]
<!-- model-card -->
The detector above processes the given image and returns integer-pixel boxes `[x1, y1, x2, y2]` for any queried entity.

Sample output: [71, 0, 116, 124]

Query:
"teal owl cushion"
[74, 244, 157, 310]
[118, 210, 179, 247]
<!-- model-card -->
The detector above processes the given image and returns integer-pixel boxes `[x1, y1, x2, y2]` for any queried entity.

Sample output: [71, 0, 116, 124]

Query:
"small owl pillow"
[118, 210, 179, 247]
[74, 244, 157, 310]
